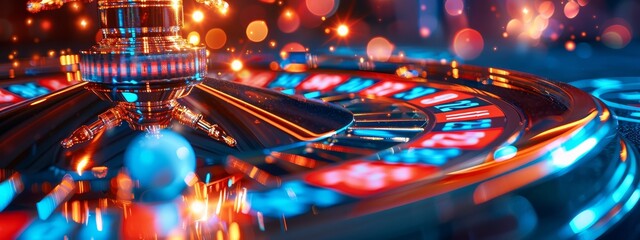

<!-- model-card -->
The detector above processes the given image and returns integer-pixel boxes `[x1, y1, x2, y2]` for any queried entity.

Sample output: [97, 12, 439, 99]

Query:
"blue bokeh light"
[248, 180, 343, 217]
[0, 176, 21, 211]
[124, 130, 196, 202]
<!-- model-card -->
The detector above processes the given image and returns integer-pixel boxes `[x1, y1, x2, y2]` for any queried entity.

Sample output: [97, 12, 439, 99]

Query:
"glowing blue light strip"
[624, 190, 640, 212]
[549, 108, 613, 169]
[614, 116, 640, 124]
[0, 174, 22, 211]
[570, 78, 622, 89]
[570, 209, 596, 233]
[551, 137, 597, 168]
[568, 140, 640, 236]
[303, 91, 321, 99]
[591, 83, 640, 111]
[352, 129, 396, 138]
[493, 145, 518, 161]
[280, 89, 295, 95]
[612, 174, 634, 203]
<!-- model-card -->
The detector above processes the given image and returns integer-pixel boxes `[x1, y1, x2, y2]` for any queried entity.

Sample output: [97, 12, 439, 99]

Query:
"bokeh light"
[229, 222, 241, 240]
[218, 2, 230, 15]
[564, 1, 580, 19]
[190, 200, 205, 215]
[281, 42, 306, 53]
[565, 40, 576, 51]
[503, 0, 562, 45]
[602, 24, 632, 49]
[419, 27, 431, 38]
[246, 20, 269, 42]
[366, 37, 394, 62]
[205, 28, 227, 49]
[538, 1, 555, 19]
[124, 130, 196, 202]
[445, 0, 464, 16]
[506, 19, 523, 35]
[577, 0, 590, 7]
[231, 59, 243, 71]
[40, 20, 52, 32]
[305, 0, 337, 17]
[576, 42, 592, 58]
[528, 16, 548, 39]
[280, 42, 306, 59]
[192, 10, 204, 23]
[505, 0, 525, 19]
[277, 9, 300, 33]
[71, 2, 81, 12]
[187, 31, 200, 45]
[452, 28, 484, 60]
[296, 0, 324, 28]
[336, 24, 349, 37]
[79, 19, 87, 29]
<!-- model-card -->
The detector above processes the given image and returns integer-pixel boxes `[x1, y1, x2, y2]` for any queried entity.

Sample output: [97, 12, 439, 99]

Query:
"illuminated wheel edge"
[212, 60, 633, 238]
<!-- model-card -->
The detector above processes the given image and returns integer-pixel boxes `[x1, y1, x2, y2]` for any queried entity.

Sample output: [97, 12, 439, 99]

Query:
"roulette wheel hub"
[28, 0, 237, 148]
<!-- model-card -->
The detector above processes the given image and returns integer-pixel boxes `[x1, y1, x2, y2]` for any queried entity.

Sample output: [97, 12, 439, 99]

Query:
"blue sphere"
[124, 130, 196, 202]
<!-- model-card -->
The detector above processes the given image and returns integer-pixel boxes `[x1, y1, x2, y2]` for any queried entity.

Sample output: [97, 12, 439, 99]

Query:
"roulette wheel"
[1, 0, 639, 239]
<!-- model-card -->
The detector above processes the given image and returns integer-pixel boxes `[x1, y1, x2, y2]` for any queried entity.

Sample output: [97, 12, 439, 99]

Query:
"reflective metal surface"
[27, 0, 237, 148]
[0, 55, 637, 238]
